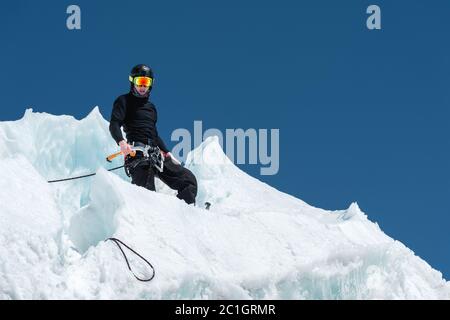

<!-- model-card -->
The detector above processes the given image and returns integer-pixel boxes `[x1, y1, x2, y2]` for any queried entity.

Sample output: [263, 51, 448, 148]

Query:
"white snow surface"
[0, 108, 448, 300]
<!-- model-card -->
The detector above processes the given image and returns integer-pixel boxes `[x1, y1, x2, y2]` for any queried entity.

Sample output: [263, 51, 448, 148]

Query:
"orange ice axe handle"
[106, 150, 136, 162]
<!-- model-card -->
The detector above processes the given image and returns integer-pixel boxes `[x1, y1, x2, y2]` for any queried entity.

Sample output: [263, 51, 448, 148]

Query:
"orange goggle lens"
[129, 76, 153, 87]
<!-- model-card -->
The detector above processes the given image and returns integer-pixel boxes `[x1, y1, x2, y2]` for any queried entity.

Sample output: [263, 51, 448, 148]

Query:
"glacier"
[0, 107, 448, 300]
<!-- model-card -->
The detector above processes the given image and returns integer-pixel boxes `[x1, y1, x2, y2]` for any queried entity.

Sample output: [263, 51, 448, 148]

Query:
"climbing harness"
[124, 144, 164, 178]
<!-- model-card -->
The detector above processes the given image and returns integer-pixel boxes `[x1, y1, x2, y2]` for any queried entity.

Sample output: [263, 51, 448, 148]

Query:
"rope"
[47, 165, 125, 183]
[105, 238, 155, 282]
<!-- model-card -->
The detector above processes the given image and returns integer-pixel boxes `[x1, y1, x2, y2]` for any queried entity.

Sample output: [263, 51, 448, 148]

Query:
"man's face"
[135, 84, 150, 96]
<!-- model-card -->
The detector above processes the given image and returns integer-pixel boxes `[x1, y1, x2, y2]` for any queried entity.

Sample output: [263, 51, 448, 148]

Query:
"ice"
[0, 108, 448, 299]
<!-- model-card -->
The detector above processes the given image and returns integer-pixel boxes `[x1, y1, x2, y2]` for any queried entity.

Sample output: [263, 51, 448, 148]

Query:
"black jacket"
[109, 93, 169, 153]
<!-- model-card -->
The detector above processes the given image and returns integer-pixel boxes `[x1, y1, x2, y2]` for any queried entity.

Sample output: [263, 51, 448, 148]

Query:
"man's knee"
[177, 184, 197, 205]
[178, 168, 198, 204]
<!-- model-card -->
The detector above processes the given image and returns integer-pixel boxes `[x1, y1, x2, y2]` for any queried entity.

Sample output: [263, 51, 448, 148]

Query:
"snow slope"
[0, 108, 448, 299]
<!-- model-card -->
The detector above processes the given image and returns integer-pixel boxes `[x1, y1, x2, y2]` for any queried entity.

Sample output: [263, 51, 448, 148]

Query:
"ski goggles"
[129, 76, 153, 87]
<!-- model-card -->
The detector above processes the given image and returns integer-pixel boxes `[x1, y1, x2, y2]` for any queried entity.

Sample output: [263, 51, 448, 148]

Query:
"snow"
[0, 108, 449, 299]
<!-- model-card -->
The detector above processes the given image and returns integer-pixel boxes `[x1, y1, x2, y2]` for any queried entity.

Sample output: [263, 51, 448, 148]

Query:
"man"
[109, 64, 198, 205]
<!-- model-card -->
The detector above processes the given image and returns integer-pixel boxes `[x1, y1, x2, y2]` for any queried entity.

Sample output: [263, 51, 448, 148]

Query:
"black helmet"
[130, 64, 154, 79]
[129, 64, 154, 96]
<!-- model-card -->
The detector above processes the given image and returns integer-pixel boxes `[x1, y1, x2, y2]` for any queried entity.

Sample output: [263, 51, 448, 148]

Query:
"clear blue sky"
[1, 1, 448, 279]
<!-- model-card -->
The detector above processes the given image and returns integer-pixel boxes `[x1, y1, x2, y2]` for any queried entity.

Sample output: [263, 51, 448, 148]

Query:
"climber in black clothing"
[109, 64, 197, 205]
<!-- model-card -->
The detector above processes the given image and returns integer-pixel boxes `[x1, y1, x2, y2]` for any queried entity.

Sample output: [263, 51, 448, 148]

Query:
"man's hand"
[160, 150, 169, 158]
[119, 140, 133, 157]
[163, 152, 181, 165]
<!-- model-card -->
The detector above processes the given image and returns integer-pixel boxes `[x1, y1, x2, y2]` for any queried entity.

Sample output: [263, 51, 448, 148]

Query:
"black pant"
[126, 154, 198, 205]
